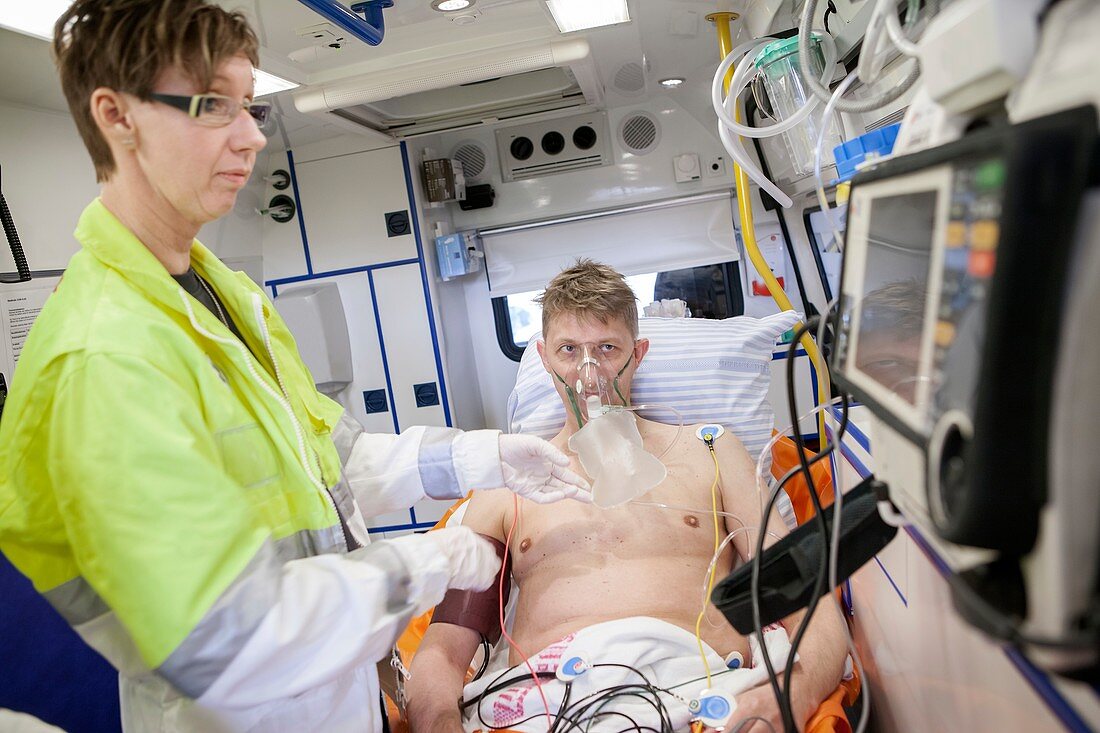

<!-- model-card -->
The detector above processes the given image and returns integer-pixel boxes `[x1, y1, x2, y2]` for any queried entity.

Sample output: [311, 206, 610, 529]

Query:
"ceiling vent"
[611, 61, 647, 96]
[619, 112, 660, 155]
[451, 141, 488, 180]
[294, 38, 604, 138]
[496, 111, 612, 182]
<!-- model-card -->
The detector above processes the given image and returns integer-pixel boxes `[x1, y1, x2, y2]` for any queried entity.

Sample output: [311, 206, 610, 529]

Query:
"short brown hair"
[53, 0, 259, 182]
[536, 259, 639, 339]
[860, 279, 926, 338]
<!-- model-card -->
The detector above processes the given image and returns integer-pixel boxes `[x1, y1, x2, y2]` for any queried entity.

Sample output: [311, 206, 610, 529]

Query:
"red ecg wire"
[498, 494, 553, 731]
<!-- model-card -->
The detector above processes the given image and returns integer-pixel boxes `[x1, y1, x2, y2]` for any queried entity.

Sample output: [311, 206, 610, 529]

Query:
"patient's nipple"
[519, 538, 532, 553]
[683, 515, 700, 529]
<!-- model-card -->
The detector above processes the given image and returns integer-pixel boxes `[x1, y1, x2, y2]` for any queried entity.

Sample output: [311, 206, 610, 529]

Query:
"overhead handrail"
[295, 0, 394, 46]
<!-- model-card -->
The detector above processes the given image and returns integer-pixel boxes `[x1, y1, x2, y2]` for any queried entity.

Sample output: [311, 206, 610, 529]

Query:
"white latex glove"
[422, 526, 502, 592]
[499, 434, 592, 505]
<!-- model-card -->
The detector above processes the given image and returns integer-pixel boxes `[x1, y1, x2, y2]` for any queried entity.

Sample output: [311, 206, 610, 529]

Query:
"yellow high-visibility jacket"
[0, 199, 503, 732]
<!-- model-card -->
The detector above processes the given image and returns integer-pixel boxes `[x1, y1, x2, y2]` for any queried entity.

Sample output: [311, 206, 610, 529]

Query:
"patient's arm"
[406, 622, 481, 733]
[714, 432, 848, 729]
[406, 490, 510, 733]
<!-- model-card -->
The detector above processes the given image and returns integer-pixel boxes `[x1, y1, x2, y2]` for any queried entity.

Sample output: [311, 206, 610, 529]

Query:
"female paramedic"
[0, 1, 589, 731]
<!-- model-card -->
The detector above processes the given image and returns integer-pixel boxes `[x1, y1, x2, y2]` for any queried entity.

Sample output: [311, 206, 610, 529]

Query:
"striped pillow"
[507, 311, 800, 465]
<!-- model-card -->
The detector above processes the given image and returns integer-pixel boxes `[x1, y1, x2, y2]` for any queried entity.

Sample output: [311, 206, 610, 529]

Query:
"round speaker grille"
[613, 62, 646, 94]
[451, 141, 488, 178]
[619, 112, 660, 155]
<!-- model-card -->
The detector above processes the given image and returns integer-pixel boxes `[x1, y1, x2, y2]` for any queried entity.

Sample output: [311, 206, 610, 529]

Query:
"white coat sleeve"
[330, 412, 504, 518]
[181, 533, 452, 709]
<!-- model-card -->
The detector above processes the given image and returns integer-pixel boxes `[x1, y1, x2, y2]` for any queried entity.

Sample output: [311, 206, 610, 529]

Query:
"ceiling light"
[431, 0, 474, 11]
[254, 69, 299, 97]
[0, 1, 73, 41]
[545, 0, 630, 33]
[659, 77, 685, 88]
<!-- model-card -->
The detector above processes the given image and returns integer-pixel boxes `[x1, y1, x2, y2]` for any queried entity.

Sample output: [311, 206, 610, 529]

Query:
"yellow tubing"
[708, 12, 831, 453]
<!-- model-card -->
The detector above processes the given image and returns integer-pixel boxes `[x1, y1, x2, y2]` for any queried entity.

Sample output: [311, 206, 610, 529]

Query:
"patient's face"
[538, 313, 648, 423]
[856, 331, 922, 404]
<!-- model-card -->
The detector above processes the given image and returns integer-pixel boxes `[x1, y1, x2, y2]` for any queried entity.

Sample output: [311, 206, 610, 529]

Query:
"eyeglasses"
[148, 92, 273, 129]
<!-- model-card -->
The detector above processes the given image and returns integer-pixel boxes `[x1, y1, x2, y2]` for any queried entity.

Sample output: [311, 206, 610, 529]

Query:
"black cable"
[566, 690, 672, 733]
[0, 190, 32, 284]
[779, 322, 849, 729]
[823, 0, 837, 34]
[470, 637, 492, 683]
[468, 664, 674, 733]
[554, 672, 676, 733]
[750, 426, 839, 731]
[547, 682, 573, 733]
[464, 666, 557, 710]
[749, 316, 851, 732]
[464, 654, 706, 733]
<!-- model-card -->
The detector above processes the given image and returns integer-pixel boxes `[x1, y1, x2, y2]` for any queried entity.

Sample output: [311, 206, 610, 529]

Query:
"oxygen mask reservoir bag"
[568, 409, 667, 508]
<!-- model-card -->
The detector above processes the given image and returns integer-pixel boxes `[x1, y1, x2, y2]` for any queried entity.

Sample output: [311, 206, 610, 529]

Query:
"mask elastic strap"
[612, 354, 634, 407]
[552, 369, 586, 428]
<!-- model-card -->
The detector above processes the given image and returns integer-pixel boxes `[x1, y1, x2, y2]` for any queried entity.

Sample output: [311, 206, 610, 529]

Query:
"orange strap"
[770, 432, 836, 526]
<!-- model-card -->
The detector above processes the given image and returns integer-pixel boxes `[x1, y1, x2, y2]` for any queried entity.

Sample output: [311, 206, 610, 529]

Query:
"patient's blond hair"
[536, 259, 638, 339]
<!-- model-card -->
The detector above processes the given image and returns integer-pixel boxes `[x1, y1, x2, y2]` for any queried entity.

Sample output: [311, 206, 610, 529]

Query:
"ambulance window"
[493, 262, 743, 360]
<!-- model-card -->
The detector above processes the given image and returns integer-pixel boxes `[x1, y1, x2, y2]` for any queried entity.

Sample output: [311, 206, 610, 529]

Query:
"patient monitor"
[832, 105, 1100, 675]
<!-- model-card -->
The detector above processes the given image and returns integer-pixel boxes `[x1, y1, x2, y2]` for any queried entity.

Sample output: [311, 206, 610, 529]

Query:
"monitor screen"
[853, 190, 937, 406]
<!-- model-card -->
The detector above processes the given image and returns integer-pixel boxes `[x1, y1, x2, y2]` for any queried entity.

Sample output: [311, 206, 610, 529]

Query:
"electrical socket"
[705, 155, 727, 178]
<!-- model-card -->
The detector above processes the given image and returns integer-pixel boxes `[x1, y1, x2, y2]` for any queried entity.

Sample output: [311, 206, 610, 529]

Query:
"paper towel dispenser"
[275, 282, 353, 395]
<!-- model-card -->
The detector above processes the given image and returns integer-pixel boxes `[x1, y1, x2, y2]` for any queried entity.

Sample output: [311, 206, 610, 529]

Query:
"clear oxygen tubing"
[699, 526, 784, 630]
[813, 70, 860, 255]
[883, 0, 922, 59]
[710, 33, 839, 208]
[710, 13, 832, 451]
[798, 0, 923, 114]
[858, 0, 911, 84]
[622, 403, 684, 460]
[754, 397, 846, 521]
[631, 500, 747, 527]
[712, 38, 793, 208]
[711, 31, 839, 139]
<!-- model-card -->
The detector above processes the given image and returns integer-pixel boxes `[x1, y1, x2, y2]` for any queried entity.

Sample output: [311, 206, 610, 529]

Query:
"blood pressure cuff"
[430, 534, 512, 643]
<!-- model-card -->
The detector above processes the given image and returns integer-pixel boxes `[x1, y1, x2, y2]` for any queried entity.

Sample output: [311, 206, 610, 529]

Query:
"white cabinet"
[294, 147, 417, 273]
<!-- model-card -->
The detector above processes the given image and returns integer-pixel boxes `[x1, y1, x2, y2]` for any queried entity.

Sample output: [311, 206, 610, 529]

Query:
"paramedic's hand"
[425, 526, 502, 592]
[499, 434, 591, 504]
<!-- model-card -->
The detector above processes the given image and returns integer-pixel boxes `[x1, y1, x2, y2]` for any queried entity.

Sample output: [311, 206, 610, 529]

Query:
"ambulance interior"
[2, 0, 1099, 731]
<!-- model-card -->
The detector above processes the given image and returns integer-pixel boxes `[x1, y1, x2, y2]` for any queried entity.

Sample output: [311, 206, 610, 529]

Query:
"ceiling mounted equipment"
[611, 61, 647, 96]
[496, 111, 612, 181]
[295, 0, 393, 47]
[431, 0, 475, 10]
[294, 38, 603, 138]
[545, 0, 630, 33]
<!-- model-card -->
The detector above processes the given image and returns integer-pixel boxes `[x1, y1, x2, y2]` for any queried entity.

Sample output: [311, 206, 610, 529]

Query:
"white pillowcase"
[507, 311, 800, 465]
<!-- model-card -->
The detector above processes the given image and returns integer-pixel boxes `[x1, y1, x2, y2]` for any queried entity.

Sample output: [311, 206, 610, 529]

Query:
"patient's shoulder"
[639, 417, 748, 454]
[460, 488, 511, 540]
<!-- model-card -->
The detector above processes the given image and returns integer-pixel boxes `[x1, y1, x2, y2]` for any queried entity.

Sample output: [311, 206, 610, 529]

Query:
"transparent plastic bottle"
[755, 33, 844, 177]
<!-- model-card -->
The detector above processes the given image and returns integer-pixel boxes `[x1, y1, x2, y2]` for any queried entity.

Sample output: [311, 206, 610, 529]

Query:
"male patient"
[406, 260, 847, 732]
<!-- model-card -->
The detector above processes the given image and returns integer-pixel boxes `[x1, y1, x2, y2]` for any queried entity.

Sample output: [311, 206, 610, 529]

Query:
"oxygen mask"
[559, 345, 667, 508]
[574, 344, 617, 420]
